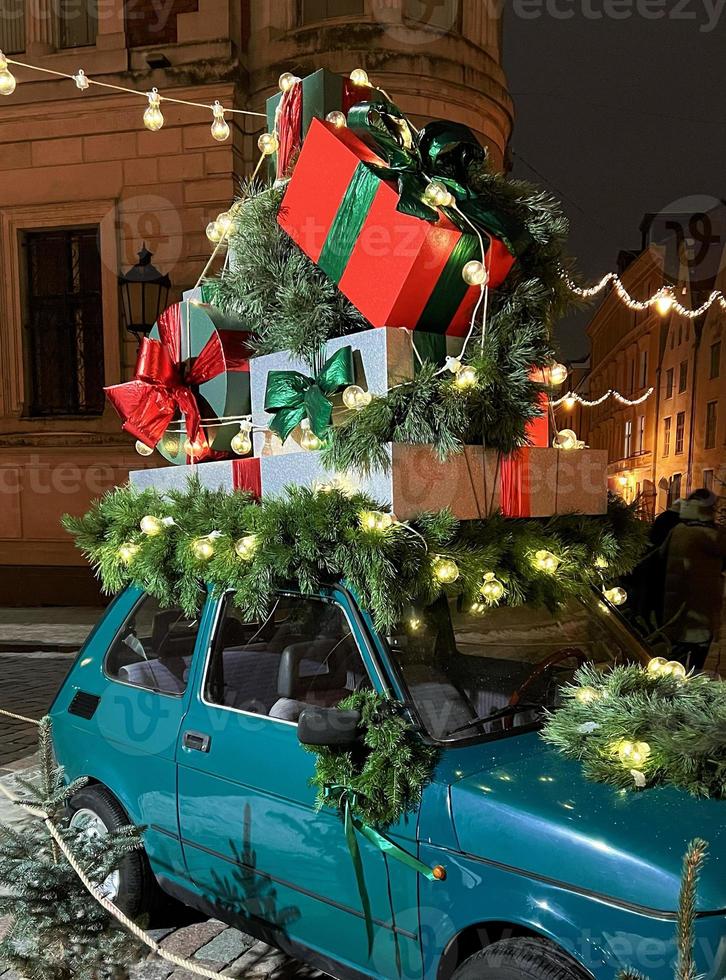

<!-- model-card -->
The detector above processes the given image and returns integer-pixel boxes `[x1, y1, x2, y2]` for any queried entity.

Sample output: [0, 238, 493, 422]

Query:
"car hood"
[445, 732, 726, 914]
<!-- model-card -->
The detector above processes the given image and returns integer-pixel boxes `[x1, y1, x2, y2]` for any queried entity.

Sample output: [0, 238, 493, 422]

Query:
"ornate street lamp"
[119, 245, 171, 342]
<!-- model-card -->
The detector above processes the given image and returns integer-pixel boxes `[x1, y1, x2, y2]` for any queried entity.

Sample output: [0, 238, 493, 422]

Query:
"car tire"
[451, 938, 589, 980]
[68, 784, 158, 920]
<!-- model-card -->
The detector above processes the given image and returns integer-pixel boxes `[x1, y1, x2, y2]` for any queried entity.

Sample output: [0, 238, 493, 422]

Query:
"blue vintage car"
[50, 584, 726, 980]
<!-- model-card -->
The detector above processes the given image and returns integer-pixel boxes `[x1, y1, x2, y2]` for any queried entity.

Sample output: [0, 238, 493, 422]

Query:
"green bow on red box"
[263, 346, 354, 443]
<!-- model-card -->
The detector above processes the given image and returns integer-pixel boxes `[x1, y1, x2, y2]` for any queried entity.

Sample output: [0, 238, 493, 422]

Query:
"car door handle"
[183, 730, 211, 753]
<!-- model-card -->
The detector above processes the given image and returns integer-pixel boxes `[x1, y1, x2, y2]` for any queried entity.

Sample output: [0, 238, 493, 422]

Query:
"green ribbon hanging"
[264, 346, 354, 442]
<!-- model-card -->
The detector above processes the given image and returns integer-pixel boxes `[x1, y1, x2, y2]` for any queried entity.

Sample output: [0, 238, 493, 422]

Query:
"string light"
[299, 419, 322, 452]
[480, 572, 505, 604]
[349, 68, 371, 87]
[278, 72, 300, 93]
[73, 69, 89, 91]
[453, 365, 478, 389]
[191, 533, 221, 561]
[234, 534, 259, 560]
[342, 385, 373, 410]
[424, 181, 454, 208]
[326, 110, 347, 128]
[615, 739, 651, 768]
[230, 420, 253, 456]
[359, 510, 395, 533]
[258, 132, 279, 156]
[433, 556, 460, 584]
[135, 440, 154, 457]
[603, 586, 627, 607]
[546, 362, 569, 386]
[117, 542, 139, 565]
[210, 101, 230, 142]
[594, 555, 609, 570]
[575, 685, 600, 705]
[647, 657, 687, 681]
[462, 260, 488, 287]
[532, 549, 560, 574]
[143, 88, 164, 132]
[553, 429, 581, 451]
[564, 271, 726, 321]
[552, 387, 654, 408]
[0, 52, 16, 96]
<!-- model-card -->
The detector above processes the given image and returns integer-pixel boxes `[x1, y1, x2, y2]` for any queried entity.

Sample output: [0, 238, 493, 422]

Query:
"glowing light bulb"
[533, 549, 560, 574]
[342, 385, 372, 410]
[617, 474, 629, 488]
[480, 572, 505, 604]
[445, 356, 462, 375]
[140, 515, 164, 537]
[594, 555, 609, 570]
[234, 534, 259, 560]
[206, 221, 223, 245]
[326, 110, 347, 128]
[161, 433, 181, 456]
[470, 602, 487, 615]
[258, 132, 279, 156]
[118, 542, 140, 565]
[143, 88, 164, 132]
[300, 419, 322, 452]
[215, 211, 235, 238]
[433, 556, 460, 584]
[408, 616, 422, 631]
[658, 660, 687, 681]
[73, 69, 90, 91]
[462, 260, 488, 287]
[279, 72, 300, 93]
[135, 440, 154, 457]
[424, 181, 453, 208]
[647, 656, 668, 676]
[603, 586, 627, 607]
[359, 510, 394, 533]
[454, 365, 478, 389]
[655, 290, 674, 316]
[184, 436, 207, 458]
[210, 101, 230, 142]
[191, 536, 215, 561]
[575, 686, 600, 705]
[349, 68, 371, 87]
[0, 53, 17, 96]
[230, 421, 253, 456]
[616, 740, 651, 768]
[553, 428, 579, 451]
[548, 362, 568, 386]
[563, 395, 577, 411]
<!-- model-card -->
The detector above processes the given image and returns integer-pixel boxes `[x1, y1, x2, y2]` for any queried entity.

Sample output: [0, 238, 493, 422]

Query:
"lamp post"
[119, 245, 171, 343]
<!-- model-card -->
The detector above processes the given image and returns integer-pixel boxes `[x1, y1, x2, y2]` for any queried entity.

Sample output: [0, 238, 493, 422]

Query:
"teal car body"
[50, 584, 726, 980]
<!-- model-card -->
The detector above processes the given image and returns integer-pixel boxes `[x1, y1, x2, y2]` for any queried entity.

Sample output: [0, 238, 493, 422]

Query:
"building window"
[663, 416, 671, 456]
[705, 401, 717, 450]
[675, 411, 685, 455]
[125, 0, 199, 46]
[678, 360, 688, 393]
[0, 0, 25, 53]
[59, 0, 98, 48]
[629, 359, 635, 394]
[300, 0, 364, 22]
[710, 341, 721, 380]
[624, 419, 632, 458]
[669, 473, 682, 505]
[665, 368, 674, 398]
[23, 227, 105, 417]
[637, 414, 645, 452]
[703, 469, 714, 492]
[639, 350, 648, 388]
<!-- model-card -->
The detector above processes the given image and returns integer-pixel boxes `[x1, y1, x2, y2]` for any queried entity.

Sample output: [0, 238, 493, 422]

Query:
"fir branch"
[676, 839, 708, 980]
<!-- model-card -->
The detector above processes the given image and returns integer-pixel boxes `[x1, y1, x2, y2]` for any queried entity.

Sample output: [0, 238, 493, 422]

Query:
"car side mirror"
[297, 706, 362, 748]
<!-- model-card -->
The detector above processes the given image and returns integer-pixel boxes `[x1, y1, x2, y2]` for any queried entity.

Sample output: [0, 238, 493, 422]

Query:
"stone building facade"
[0, 0, 512, 603]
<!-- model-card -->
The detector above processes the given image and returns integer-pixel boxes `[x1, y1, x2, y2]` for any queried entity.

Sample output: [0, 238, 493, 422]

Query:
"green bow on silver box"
[263, 346, 355, 443]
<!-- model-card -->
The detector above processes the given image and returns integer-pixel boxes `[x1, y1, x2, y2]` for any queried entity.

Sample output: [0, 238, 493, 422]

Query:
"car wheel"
[452, 938, 589, 980]
[68, 785, 157, 920]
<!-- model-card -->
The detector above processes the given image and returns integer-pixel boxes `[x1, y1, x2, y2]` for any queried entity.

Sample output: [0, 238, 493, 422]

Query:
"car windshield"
[384, 594, 651, 742]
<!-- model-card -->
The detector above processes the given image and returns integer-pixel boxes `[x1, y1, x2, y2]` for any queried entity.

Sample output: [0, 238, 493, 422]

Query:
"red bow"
[105, 305, 226, 453]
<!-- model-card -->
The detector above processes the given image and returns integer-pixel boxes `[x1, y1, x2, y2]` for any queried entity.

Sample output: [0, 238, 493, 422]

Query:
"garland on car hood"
[542, 663, 726, 799]
[63, 481, 646, 632]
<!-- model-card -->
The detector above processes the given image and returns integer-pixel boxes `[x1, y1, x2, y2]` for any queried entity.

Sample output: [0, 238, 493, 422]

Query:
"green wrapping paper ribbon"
[264, 346, 354, 442]
[327, 785, 438, 959]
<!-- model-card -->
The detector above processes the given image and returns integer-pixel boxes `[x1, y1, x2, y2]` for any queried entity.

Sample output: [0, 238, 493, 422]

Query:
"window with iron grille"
[23, 228, 105, 417]
[59, 0, 98, 48]
[663, 416, 671, 456]
[0, 0, 25, 53]
[705, 401, 717, 450]
[675, 411, 685, 455]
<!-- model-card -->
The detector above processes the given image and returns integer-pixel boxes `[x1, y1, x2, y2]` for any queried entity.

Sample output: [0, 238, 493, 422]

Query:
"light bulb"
[594, 555, 609, 570]
[553, 428, 579, 451]
[647, 656, 668, 676]
[140, 515, 164, 536]
[445, 356, 462, 375]
[231, 421, 253, 456]
[659, 660, 687, 681]
[563, 395, 577, 411]
[135, 439, 154, 457]
[617, 474, 629, 488]
[191, 536, 215, 561]
[655, 290, 674, 316]
[184, 436, 207, 458]
[349, 68, 371, 87]
[118, 542, 140, 565]
[215, 211, 235, 238]
[470, 602, 487, 615]
[0, 53, 16, 96]
[575, 686, 600, 705]
[433, 556, 460, 584]
[359, 510, 393, 533]
[206, 221, 223, 244]
[408, 616, 422, 631]
[73, 70, 89, 91]
[424, 181, 451, 208]
[454, 365, 478, 389]
[300, 418, 322, 452]
[161, 433, 180, 456]
[617, 740, 651, 768]
[462, 260, 488, 287]
[548, 362, 568, 386]
[480, 573, 505, 604]
[211, 101, 230, 142]
[326, 110, 347, 128]
[342, 385, 371, 410]
[533, 549, 560, 574]
[143, 88, 164, 132]
[603, 586, 627, 607]
[279, 72, 300, 93]
[234, 534, 259, 560]
[258, 132, 279, 156]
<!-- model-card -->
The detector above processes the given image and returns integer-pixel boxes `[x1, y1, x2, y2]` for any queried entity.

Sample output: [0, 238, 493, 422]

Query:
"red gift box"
[278, 118, 516, 337]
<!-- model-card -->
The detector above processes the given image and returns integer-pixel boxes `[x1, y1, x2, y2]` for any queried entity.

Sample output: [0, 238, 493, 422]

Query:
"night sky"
[502, 5, 726, 358]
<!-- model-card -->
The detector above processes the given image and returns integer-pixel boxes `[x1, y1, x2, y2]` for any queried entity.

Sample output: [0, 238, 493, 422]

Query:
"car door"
[176, 588, 423, 979]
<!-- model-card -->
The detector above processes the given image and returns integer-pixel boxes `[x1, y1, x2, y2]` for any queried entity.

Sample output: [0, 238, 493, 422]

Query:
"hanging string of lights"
[552, 387, 655, 409]
[0, 52, 267, 140]
[563, 271, 726, 320]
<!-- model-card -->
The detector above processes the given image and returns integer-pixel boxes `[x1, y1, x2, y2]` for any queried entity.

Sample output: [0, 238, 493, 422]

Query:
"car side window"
[204, 594, 372, 723]
[105, 594, 200, 696]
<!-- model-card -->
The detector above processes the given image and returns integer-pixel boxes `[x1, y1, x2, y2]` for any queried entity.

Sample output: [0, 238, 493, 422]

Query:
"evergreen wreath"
[305, 690, 438, 828]
[542, 663, 726, 799]
[63, 480, 646, 632]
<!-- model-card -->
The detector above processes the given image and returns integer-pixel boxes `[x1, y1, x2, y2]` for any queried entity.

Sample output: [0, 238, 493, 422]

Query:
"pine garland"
[305, 691, 438, 827]
[542, 664, 726, 799]
[0, 719, 144, 979]
[63, 480, 646, 632]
